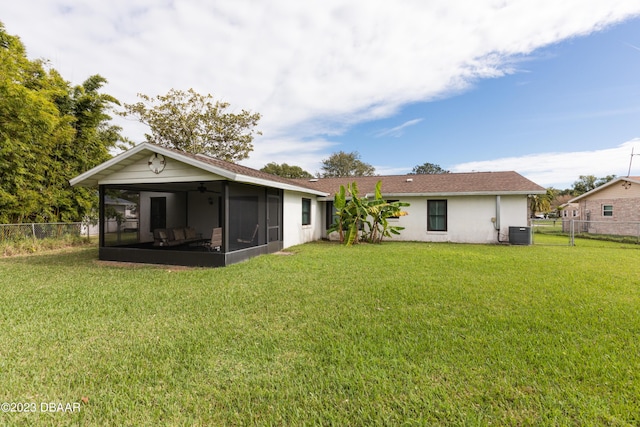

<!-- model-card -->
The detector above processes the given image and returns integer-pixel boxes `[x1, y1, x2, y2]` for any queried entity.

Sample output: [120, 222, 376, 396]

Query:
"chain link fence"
[0, 222, 85, 242]
[532, 219, 640, 246]
[568, 220, 640, 245]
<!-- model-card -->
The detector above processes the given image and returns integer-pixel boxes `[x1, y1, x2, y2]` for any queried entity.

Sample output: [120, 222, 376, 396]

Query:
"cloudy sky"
[3, 1, 640, 188]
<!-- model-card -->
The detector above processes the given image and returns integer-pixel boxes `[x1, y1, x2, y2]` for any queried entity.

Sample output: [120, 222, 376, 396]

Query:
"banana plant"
[343, 182, 369, 245]
[364, 181, 409, 243]
[327, 182, 366, 245]
[328, 180, 409, 245]
[327, 184, 347, 242]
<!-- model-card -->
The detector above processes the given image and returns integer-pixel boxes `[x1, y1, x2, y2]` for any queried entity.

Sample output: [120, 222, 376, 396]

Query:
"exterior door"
[150, 197, 166, 231]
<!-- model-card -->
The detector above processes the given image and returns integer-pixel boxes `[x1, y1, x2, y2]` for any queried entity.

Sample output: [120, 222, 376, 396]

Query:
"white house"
[293, 173, 545, 244]
[70, 143, 545, 267]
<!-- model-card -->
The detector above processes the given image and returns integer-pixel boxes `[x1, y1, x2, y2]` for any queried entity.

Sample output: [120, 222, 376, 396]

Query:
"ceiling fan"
[196, 182, 220, 194]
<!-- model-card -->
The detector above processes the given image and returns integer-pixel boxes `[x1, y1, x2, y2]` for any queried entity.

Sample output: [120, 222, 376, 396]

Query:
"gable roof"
[293, 171, 545, 199]
[71, 143, 546, 199]
[569, 176, 640, 202]
[70, 142, 327, 196]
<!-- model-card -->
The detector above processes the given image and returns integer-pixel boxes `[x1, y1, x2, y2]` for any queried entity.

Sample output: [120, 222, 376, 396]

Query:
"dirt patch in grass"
[94, 260, 198, 271]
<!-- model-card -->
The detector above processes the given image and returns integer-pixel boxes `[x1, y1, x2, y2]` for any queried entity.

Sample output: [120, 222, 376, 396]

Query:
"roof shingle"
[292, 171, 545, 196]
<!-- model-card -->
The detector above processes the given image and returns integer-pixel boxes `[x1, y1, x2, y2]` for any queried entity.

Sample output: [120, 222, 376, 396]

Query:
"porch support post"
[222, 181, 229, 253]
[99, 185, 105, 248]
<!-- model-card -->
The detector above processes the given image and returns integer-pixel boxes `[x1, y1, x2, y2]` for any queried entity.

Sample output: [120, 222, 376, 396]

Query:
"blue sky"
[3, 1, 640, 188]
[338, 18, 640, 185]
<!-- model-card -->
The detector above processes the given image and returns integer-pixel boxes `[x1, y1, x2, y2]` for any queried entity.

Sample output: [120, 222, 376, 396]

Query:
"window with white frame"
[602, 205, 613, 217]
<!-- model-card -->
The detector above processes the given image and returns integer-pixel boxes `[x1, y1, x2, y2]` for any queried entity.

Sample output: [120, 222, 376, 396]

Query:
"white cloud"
[243, 136, 337, 176]
[450, 138, 640, 188]
[2, 0, 640, 173]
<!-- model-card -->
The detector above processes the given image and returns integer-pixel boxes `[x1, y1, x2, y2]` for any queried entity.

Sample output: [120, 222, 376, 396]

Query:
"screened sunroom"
[70, 143, 325, 267]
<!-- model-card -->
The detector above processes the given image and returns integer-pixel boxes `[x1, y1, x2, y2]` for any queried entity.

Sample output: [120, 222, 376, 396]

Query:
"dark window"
[603, 205, 613, 217]
[427, 200, 447, 231]
[326, 201, 339, 230]
[387, 200, 400, 219]
[302, 198, 311, 225]
[150, 197, 166, 231]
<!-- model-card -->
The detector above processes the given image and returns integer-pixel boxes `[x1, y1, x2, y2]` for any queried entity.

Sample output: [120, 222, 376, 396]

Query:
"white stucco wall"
[391, 195, 529, 243]
[282, 191, 323, 249]
[323, 194, 529, 244]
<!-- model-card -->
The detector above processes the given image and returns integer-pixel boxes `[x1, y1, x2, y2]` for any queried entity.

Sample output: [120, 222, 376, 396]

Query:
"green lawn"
[1, 241, 638, 426]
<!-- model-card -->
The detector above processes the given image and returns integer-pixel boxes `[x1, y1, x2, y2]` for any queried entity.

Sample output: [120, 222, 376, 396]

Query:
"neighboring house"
[561, 203, 579, 219]
[70, 142, 545, 267]
[553, 194, 576, 217]
[294, 173, 545, 244]
[560, 202, 579, 217]
[568, 176, 640, 236]
[559, 201, 579, 233]
[104, 195, 139, 232]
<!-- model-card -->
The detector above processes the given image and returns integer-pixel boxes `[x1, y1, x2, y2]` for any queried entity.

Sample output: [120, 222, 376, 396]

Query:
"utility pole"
[627, 147, 640, 177]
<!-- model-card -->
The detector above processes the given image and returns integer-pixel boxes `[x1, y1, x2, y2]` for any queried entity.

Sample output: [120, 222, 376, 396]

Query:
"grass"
[0, 235, 94, 257]
[0, 241, 638, 426]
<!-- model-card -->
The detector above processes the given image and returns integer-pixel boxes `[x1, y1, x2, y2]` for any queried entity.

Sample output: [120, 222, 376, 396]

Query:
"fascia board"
[376, 190, 546, 197]
[237, 175, 328, 196]
[69, 143, 148, 186]
[317, 190, 542, 201]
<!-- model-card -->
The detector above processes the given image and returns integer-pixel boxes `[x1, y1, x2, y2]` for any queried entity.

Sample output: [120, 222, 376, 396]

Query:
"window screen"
[427, 200, 447, 231]
[302, 198, 311, 225]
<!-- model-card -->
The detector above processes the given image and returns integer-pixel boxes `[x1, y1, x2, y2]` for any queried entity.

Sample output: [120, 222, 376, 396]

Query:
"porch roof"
[70, 142, 328, 196]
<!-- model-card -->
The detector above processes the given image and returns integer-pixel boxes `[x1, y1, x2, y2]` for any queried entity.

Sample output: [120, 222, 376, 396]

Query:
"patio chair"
[237, 224, 259, 244]
[204, 227, 222, 251]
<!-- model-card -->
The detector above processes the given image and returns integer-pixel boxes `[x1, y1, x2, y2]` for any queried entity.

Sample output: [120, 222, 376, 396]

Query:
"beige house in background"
[568, 176, 640, 236]
[560, 203, 579, 219]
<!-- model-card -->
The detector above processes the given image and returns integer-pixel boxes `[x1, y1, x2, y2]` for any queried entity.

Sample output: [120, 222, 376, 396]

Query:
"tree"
[529, 188, 556, 217]
[571, 174, 616, 196]
[320, 151, 375, 177]
[0, 22, 124, 223]
[409, 162, 449, 174]
[121, 88, 261, 162]
[43, 74, 128, 222]
[261, 162, 313, 178]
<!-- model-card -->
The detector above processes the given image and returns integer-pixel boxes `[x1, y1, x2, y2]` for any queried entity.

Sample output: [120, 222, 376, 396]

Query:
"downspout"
[494, 195, 502, 242]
